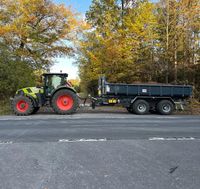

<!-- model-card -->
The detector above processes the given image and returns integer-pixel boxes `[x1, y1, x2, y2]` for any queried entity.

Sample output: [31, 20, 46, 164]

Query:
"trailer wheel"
[52, 89, 79, 115]
[156, 100, 174, 115]
[12, 96, 34, 116]
[132, 100, 149, 115]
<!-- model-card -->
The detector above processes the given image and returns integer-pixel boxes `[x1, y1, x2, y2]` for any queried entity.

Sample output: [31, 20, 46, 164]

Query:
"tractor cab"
[43, 73, 69, 97]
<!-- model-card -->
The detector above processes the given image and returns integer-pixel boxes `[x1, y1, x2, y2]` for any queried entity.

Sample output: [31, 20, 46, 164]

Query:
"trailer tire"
[132, 100, 149, 115]
[52, 89, 79, 115]
[156, 100, 174, 115]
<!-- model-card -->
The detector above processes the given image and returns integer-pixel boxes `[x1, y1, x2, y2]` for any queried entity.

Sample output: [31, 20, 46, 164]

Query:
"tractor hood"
[16, 87, 44, 99]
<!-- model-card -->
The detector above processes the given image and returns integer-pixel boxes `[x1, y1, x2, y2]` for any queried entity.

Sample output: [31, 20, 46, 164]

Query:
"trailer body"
[94, 77, 193, 115]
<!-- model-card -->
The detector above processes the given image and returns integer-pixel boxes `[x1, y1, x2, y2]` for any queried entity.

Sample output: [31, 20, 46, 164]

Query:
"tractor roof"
[43, 73, 68, 77]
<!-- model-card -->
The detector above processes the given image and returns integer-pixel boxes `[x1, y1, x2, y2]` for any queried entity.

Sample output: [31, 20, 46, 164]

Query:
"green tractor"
[11, 73, 79, 116]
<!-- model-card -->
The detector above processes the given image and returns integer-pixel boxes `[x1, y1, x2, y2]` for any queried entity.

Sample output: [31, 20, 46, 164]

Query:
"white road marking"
[0, 141, 13, 144]
[149, 137, 197, 141]
[58, 138, 107, 143]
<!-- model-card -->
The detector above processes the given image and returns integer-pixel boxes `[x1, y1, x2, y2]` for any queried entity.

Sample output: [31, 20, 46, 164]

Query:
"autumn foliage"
[78, 0, 200, 98]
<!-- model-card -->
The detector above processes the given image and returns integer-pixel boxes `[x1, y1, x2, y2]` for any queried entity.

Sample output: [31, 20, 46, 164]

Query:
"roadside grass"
[0, 99, 12, 115]
[176, 98, 200, 115]
[187, 99, 200, 115]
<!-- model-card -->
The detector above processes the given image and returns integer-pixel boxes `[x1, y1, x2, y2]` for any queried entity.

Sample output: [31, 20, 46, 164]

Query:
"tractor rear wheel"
[51, 89, 79, 115]
[12, 96, 34, 116]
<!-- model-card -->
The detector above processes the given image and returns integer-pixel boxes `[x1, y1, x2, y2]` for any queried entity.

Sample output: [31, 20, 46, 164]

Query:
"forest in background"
[78, 0, 200, 98]
[0, 0, 200, 114]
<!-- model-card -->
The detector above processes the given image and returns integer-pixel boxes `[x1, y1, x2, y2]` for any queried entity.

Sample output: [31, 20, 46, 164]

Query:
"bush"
[0, 99, 11, 115]
[0, 60, 36, 99]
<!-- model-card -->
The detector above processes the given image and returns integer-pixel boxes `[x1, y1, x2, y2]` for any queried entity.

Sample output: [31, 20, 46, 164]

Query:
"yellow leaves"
[0, 0, 82, 69]
[0, 0, 79, 38]
[69, 79, 80, 87]
[78, 0, 162, 86]
[0, 25, 12, 35]
[124, 2, 157, 39]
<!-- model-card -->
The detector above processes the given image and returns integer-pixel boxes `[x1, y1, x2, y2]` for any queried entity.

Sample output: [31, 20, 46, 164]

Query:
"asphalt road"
[0, 113, 200, 142]
[0, 113, 200, 189]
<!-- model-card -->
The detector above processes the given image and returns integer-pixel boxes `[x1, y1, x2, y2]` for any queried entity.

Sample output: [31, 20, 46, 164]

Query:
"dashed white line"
[149, 137, 197, 141]
[58, 138, 107, 143]
[0, 141, 13, 144]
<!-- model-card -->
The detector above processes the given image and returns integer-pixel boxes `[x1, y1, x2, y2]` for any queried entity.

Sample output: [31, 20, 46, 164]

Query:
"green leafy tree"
[0, 42, 36, 98]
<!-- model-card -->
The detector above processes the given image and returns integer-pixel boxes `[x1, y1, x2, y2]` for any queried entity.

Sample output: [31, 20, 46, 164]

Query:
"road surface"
[0, 113, 200, 189]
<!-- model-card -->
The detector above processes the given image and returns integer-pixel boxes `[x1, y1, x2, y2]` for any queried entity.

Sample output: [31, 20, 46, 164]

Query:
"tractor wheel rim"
[57, 95, 73, 111]
[16, 100, 29, 112]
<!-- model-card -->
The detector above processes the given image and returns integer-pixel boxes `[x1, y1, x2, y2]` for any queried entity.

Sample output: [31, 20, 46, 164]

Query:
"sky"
[51, 0, 92, 79]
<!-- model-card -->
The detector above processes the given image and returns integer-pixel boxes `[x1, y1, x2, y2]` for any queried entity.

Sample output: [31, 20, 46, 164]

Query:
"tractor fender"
[13, 94, 39, 108]
[25, 94, 39, 107]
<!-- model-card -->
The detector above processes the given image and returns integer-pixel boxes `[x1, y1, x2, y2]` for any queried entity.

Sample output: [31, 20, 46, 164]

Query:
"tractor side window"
[52, 75, 62, 89]
[45, 75, 68, 96]
[46, 76, 54, 95]
[45, 75, 63, 95]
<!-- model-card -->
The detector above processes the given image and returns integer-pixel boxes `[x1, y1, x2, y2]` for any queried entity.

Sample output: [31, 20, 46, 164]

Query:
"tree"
[0, 0, 80, 69]
[78, 0, 199, 98]
[0, 42, 36, 98]
[155, 0, 200, 85]
[78, 0, 158, 93]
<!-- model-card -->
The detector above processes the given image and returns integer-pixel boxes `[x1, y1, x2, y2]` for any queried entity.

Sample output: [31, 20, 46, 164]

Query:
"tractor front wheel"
[12, 96, 34, 116]
[51, 89, 79, 115]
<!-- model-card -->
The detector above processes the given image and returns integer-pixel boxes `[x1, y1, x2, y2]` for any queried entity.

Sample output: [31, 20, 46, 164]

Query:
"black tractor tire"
[126, 107, 135, 114]
[12, 96, 34, 116]
[156, 100, 174, 115]
[51, 89, 79, 115]
[132, 99, 150, 115]
[32, 107, 40, 114]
